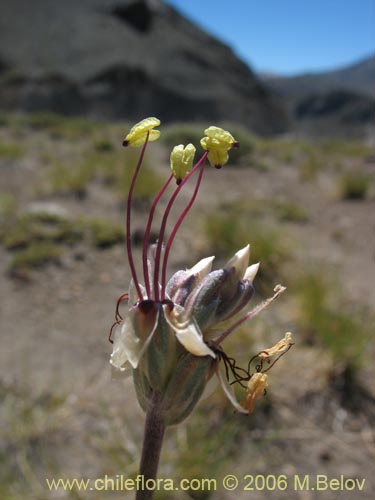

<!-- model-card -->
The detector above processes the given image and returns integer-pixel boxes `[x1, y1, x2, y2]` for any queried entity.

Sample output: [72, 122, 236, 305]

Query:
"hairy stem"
[136, 391, 166, 500]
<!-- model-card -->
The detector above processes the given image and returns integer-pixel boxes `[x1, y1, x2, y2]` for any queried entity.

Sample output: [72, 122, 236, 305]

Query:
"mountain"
[263, 55, 375, 99]
[0, 0, 288, 135]
[262, 56, 374, 136]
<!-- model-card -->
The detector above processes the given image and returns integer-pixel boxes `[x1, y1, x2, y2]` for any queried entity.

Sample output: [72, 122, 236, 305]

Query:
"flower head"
[122, 117, 161, 147]
[110, 119, 292, 424]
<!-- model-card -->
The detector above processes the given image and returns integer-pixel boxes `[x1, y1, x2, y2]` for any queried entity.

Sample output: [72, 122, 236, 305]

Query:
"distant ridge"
[263, 55, 375, 99]
[261, 55, 374, 136]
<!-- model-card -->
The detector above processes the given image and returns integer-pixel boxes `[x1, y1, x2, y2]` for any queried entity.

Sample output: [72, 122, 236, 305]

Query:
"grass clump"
[88, 218, 124, 248]
[273, 200, 309, 223]
[296, 273, 371, 368]
[9, 242, 63, 273]
[47, 159, 96, 198]
[0, 212, 84, 249]
[0, 194, 18, 219]
[0, 142, 25, 159]
[13, 112, 100, 140]
[339, 172, 371, 200]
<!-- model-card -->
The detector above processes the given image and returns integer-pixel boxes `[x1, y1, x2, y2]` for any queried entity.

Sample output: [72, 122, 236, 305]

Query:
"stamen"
[125, 132, 150, 301]
[152, 152, 208, 302]
[160, 160, 206, 301]
[142, 174, 174, 298]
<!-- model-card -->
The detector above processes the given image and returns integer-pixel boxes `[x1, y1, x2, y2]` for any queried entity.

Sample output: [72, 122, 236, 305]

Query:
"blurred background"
[0, 0, 374, 498]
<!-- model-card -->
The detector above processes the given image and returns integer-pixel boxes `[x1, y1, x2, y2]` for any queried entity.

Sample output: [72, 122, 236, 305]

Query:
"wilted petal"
[164, 305, 216, 358]
[258, 332, 294, 361]
[241, 373, 268, 413]
[216, 364, 248, 414]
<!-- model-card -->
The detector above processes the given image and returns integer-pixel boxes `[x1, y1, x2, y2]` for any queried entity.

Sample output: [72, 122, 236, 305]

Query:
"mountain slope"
[264, 55, 375, 99]
[0, 0, 287, 134]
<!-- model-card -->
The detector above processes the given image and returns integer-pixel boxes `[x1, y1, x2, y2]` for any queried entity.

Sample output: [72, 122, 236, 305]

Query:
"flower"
[122, 117, 161, 147]
[200, 126, 239, 168]
[170, 143, 196, 185]
[110, 119, 292, 425]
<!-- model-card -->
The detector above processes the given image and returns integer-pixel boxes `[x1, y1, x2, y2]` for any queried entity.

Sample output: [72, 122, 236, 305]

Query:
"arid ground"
[0, 114, 374, 499]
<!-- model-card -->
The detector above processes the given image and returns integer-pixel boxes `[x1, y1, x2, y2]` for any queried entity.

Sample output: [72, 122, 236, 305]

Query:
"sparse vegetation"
[9, 241, 63, 273]
[0, 209, 125, 277]
[89, 218, 124, 248]
[273, 200, 309, 222]
[204, 211, 289, 292]
[339, 171, 371, 200]
[0, 141, 25, 159]
[296, 273, 372, 368]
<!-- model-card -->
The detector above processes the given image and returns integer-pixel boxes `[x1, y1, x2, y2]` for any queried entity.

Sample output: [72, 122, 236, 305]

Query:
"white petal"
[187, 256, 215, 279]
[110, 306, 159, 370]
[164, 304, 216, 358]
[216, 365, 248, 414]
[176, 325, 216, 358]
[244, 262, 260, 283]
[225, 244, 250, 279]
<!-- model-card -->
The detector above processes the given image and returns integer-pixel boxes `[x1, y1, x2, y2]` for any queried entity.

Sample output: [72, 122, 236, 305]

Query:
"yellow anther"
[200, 126, 239, 168]
[170, 143, 196, 184]
[123, 117, 161, 147]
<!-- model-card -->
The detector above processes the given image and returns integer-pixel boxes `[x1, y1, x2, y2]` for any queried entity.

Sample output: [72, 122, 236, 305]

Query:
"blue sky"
[165, 0, 375, 75]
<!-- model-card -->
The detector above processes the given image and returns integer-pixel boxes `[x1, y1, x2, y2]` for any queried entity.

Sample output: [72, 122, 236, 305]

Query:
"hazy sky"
[165, 0, 375, 75]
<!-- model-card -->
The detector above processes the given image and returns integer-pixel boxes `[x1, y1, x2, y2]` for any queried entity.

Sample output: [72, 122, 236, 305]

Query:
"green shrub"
[47, 159, 96, 198]
[339, 172, 370, 200]
[9, 242, 63, 272]
[273, 200, 309, 223]
[89, 219, 124, 248]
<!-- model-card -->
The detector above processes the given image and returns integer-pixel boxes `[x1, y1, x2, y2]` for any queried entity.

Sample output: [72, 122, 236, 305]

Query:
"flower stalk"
[136, 391, 165, 500]
[110, 118, 293, 500]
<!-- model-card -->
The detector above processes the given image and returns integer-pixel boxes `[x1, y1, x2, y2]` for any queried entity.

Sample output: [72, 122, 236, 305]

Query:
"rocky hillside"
[264, 55, 375, 99]
[0, 0, 287, 135]
[262, 55, 375, 136]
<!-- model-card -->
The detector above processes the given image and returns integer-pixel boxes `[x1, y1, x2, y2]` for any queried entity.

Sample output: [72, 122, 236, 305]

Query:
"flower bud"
[170, 143, 196, 184]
